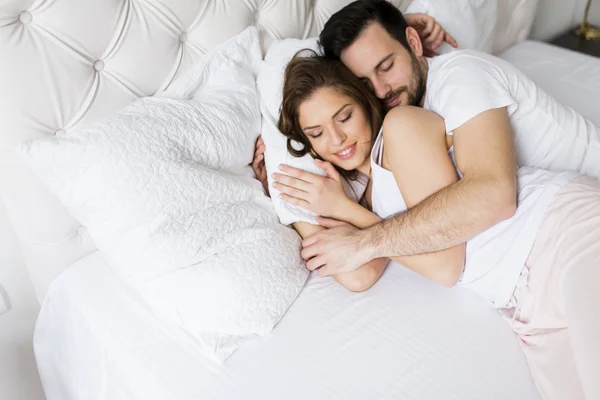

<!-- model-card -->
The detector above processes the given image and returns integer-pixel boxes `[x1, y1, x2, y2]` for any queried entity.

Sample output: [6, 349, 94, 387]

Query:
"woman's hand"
[405, 13, 458, 56]
[272, 159, 351, 218]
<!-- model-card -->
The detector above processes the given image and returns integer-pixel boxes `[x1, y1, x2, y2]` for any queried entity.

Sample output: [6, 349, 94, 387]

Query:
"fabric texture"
[19, 27, 308, 362]
[502, 176, 600, 400]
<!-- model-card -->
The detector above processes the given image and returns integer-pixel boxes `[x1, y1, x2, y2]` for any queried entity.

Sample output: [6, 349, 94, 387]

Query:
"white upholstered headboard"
[0, 0, 414, 302]
[1, 0, 543, 303]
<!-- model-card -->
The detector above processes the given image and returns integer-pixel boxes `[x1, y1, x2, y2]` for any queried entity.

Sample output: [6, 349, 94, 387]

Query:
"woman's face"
[298, 87, 372, 173]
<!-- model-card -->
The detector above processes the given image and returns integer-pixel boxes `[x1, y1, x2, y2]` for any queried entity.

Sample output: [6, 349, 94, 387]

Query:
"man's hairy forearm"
[364, 175, 515, 258]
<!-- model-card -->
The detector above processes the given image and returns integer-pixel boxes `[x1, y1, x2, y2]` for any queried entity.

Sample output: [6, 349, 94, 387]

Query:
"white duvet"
[20, 27, 308, 361]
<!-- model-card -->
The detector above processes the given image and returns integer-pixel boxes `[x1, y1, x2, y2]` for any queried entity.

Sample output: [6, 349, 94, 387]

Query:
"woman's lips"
[334, 143, 357, 161]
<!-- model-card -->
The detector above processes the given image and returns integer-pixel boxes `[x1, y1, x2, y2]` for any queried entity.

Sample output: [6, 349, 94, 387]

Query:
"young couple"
[251, 1, 600, 399]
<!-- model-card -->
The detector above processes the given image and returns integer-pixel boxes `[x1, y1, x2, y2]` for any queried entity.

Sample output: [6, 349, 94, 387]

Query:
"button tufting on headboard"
[0, 0, 412, 302]
[18, 10, 32, 24]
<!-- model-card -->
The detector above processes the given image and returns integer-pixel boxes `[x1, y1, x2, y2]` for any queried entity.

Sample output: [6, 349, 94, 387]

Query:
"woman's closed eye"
[338, 113, 352, 124]
[309, 131, 323, 139]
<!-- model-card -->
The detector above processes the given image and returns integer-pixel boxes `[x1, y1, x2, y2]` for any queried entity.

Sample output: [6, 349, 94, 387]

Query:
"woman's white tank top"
[369, 130, 576, 308]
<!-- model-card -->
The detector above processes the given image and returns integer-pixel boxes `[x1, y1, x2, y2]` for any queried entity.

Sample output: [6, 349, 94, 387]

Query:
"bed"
[2, 1, 599, 399]
[36, 251, 540, 400]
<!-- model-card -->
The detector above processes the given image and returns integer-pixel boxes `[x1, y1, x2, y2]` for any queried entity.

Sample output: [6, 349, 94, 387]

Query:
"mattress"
[36, 39, 600, 400]
[35, 252, 540, 400]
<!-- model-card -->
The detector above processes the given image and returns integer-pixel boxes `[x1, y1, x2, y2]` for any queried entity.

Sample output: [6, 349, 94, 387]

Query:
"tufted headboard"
[0, 0, 413, 302]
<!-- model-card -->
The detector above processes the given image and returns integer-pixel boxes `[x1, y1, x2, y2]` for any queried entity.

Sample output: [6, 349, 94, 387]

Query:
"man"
[254, 3, 600, 397]
[253, 0, 600, 277]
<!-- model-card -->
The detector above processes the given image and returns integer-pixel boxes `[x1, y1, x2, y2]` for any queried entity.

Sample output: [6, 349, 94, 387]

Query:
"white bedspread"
[35, 252, 540, 400]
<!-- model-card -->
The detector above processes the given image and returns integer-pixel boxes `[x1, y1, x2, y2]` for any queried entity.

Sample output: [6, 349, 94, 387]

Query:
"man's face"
[340, 22, 426, 110]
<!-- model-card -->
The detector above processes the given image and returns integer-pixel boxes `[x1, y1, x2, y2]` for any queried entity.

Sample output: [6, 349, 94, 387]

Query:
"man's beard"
[382, 52, 427, 108]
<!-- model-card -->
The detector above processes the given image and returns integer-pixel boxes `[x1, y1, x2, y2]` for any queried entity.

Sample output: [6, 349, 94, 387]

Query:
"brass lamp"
[576, 0, 600, 40]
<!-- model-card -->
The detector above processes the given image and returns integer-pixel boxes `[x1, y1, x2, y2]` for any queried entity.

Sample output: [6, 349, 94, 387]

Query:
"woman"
[271, 51, 466, 292]
[256, 51, 600, 400]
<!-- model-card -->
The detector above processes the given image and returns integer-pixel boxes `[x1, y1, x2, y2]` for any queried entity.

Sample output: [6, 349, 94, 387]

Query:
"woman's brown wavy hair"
[277, 50, 383, 181]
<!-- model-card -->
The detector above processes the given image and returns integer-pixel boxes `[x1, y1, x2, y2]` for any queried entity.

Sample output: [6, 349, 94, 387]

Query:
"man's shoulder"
[428, 50, 504, 78]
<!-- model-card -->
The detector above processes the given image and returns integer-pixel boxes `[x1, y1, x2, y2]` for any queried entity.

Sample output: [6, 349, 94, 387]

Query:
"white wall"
[0, 200, 44, 399]
[531, 0, 600, 41]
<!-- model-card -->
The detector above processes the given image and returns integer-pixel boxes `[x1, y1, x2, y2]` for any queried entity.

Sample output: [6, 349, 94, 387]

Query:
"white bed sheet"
[35, 252, 540, 400]
[499, 40, 600, 126]
[36, 39, 600, 400]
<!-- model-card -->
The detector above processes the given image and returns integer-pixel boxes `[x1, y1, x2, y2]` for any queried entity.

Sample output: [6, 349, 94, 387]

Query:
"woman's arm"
[381, 106, 466, 287]
[294, 221, 388, 292]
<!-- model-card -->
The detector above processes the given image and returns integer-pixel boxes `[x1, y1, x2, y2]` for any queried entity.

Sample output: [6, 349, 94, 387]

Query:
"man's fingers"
[446, 32, 458, 48]
[427, 23, 442, 46]
[317, 264, 334, 277]
[423, 15, 435, 35]
[316, 216, 347, 228]
[251, 154, 264, 171]
[306, 256, 327, 272]
[302, 234, 319, 249]
[423, 48, 438, 57]
[301, 243, 323, 260]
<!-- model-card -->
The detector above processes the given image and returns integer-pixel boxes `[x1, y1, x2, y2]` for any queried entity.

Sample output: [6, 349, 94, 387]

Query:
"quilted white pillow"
[19, 27, 308, 362]
[258, 38, 367, 225]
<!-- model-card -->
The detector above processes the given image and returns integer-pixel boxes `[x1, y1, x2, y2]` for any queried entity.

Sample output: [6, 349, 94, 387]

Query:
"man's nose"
[372, 78, 390, 99]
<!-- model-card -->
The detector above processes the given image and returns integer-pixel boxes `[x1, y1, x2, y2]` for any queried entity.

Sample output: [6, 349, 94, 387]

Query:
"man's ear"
[405, 27, 423, 57]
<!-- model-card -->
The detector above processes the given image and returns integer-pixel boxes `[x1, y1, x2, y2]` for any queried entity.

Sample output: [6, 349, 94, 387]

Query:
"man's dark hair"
[319, 0, 410, 60]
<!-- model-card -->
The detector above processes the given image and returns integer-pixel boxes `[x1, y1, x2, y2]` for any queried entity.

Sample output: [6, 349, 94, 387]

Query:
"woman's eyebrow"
[303, 104, 351, 131]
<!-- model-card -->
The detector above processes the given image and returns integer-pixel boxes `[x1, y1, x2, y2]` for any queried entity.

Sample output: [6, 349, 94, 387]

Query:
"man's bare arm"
[363, 107, 517, 259]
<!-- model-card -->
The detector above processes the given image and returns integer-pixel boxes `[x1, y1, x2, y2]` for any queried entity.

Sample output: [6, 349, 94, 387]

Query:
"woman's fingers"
[315, 159, 340, 180]
[272, 172, 311, 192]
[278, 164, 319, 183]
[279, 192, 311, 209]
[274, 181, 309, 201]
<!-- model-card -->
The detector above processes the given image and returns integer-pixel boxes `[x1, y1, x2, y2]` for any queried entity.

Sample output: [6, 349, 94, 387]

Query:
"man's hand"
[301, 217, 376, 277]
[405, 13, 458, 57]
[251, 136, 269, 196]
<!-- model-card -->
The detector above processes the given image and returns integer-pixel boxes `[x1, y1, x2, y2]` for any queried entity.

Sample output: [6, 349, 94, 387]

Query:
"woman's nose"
[331, 126, 347, 146]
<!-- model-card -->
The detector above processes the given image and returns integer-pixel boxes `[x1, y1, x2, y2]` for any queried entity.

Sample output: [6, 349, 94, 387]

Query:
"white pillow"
[19, 27, 308, 362]
[406, 0, 498, 54]
[258, 38, 367, 226]
[492, 0, 540, 54]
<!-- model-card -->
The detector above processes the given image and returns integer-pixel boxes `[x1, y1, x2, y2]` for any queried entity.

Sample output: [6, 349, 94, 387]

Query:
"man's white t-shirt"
[419, 51, 600, 307]
[425, 50, 600, 179]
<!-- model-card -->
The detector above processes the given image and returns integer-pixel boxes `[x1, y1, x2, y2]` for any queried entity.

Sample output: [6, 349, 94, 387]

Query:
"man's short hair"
[319, 0, 410, 60]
